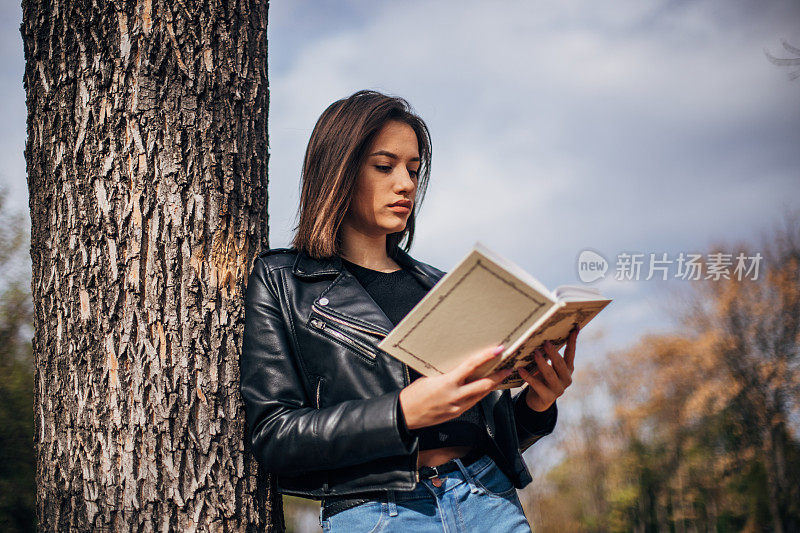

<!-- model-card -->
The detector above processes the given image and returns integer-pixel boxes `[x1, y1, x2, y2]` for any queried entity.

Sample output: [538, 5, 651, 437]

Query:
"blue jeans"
[319, 454, 532, 532]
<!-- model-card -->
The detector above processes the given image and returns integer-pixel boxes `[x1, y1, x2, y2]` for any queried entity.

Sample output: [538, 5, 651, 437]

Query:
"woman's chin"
[380, 221, 407, 234]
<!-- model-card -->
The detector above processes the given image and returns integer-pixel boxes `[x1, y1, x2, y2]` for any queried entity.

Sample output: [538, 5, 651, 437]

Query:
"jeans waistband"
[394, 453, 493, 501]
[321, 452, 494, 520]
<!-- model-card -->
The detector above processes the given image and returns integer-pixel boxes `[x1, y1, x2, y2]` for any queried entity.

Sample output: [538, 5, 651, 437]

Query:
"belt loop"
[319, 500, 326, 526]
[387, 490, 398, 517]
[454, 458, 480, 494]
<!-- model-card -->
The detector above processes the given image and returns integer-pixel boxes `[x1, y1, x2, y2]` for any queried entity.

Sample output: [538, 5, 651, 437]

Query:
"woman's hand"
[518, 326, 579, 412]
[399, 345, 514, 430]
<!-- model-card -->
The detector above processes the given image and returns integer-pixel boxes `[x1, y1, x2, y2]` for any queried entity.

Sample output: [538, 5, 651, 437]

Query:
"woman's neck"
[338, 224, 398, 271]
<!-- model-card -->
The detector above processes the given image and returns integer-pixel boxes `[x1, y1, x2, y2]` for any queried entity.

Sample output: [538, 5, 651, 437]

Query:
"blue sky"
[2, 1, 799, 375]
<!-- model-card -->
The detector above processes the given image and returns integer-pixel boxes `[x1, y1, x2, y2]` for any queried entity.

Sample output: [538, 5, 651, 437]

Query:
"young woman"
[240, 90, 578, 532]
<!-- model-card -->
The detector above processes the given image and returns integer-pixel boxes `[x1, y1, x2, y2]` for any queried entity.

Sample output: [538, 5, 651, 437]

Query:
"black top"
[341, 257, 489, 452]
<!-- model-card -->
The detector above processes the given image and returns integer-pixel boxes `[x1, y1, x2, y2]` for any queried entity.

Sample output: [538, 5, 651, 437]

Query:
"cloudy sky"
[2, 0, 799, 362]
[266, 0, 800, 356]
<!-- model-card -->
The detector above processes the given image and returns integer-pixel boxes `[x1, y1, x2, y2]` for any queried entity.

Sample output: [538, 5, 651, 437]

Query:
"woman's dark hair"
[291, 89, 432, 259]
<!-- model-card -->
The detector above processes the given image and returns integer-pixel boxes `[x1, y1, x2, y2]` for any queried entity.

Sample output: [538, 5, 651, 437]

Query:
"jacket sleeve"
[511, 389, 558, 452]
[240, 256, 417, 475]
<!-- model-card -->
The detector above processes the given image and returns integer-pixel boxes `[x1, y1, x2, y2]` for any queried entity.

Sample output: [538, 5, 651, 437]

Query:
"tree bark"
[22, 0, 281, 530]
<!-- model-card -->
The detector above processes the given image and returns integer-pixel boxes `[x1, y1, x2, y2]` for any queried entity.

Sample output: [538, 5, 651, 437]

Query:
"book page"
[377, 244, 556, 377]
[492, 298, 612, 388]
[553, 285, 602, 301]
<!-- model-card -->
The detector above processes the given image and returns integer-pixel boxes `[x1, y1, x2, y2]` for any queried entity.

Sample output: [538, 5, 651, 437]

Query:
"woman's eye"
[375, 165, 392, 173]
[409, 169, 419, 178]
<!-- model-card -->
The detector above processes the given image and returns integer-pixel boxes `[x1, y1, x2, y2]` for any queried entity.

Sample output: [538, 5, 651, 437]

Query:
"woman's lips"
[388, 205, 411, 214]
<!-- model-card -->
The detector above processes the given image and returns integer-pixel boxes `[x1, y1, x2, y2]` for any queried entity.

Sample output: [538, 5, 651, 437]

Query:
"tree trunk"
[22, 0, 281, 530]
[763, 419, 790, 533]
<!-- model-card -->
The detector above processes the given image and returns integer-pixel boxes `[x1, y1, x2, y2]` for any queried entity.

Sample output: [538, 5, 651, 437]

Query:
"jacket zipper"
[311, 304, 389, 338]
[315, 377, 322, 409]
[309, 317, 379, 362]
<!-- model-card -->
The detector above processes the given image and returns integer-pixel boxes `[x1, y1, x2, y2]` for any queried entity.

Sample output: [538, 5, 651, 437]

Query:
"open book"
[377, 242, 612, 389]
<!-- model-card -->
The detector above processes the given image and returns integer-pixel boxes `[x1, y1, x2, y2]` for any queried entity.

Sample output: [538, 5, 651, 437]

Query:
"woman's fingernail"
[493, 345, 505, 355]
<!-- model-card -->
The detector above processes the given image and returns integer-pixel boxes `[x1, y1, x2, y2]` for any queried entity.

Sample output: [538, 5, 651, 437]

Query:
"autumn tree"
[600, 216, 800, 531]
[21, 0, 281, 530]
[527, 213, 800, 531]
[682, 214, 800, 532]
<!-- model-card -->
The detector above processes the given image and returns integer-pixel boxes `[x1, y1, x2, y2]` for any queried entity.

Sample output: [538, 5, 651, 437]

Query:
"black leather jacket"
[240, 246, 558, 498]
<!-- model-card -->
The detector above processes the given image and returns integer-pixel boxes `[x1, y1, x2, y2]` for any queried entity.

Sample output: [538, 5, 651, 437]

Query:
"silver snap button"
[318, 297, 329, 306]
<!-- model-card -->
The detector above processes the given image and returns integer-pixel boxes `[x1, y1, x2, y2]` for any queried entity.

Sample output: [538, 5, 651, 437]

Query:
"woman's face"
[344, 120, 420, 237]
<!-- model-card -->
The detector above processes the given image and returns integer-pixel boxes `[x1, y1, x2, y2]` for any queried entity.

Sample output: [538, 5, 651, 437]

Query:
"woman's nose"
[395, 169, 416, 192]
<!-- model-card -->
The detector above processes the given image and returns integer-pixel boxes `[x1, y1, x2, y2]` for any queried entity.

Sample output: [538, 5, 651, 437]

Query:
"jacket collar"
[291, 246, 439, 290]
